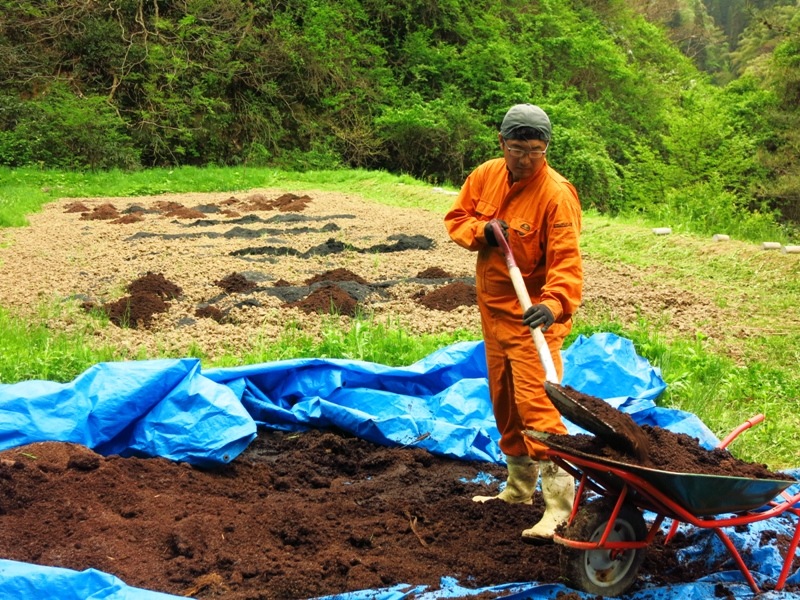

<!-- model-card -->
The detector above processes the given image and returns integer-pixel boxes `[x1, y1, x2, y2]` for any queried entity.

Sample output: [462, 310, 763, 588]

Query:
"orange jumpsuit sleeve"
[445, 164, 492, 250]
[538, 182, 583, 323]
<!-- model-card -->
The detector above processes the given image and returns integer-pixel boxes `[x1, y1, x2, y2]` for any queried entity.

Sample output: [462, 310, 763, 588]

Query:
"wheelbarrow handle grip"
[717, 414, 765, 449]
[490, 221, 559, 384]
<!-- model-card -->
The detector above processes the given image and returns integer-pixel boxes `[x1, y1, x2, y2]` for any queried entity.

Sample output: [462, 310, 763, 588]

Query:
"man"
[444, 104, 582, 541]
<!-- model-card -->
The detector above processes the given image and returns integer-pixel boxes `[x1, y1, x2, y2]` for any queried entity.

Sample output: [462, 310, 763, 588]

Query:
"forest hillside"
[1, 0, 798, 234]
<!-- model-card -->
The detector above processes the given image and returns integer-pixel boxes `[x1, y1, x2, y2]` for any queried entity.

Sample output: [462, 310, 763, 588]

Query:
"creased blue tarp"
[0, 333, 797, 599]
[0, 358, 257, 467]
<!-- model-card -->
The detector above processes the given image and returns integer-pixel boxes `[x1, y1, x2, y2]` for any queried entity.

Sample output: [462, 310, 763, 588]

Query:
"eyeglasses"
[503, 140, 548, 159]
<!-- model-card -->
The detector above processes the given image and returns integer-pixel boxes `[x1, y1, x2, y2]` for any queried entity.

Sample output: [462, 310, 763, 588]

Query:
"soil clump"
[215, 273, 257, 294]
[103, 292, 169, 329]
[273, 279, 292, 287]
[164, 207, 207, 219]
[416, 267, 454, 279]
[127, 273, 183, 300]
[241, 193, 313, 212]
[111, 213, 144, 225]
[305, 268, 369, 285]
[415, 281, 478, 312]
[80, 203, 120, 221]
[285, 284, 358, 317]
[0, 431, 712, 600]
[64, 202, 90, 213]
[195, 305, 227, 323]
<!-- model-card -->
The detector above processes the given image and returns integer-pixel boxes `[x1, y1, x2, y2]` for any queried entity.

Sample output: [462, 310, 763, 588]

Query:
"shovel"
[488, 220, 649, 461]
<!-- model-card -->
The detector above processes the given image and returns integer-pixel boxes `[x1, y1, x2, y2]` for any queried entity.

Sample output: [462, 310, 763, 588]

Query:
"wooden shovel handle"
[490, 221, 559, 384]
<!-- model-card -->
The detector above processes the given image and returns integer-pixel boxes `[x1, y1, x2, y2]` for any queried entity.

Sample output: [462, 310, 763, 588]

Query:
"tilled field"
[0, 188, 729, 360]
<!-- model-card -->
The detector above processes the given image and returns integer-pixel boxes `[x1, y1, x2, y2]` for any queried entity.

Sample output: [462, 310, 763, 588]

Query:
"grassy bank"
[1, 165, 798, 468]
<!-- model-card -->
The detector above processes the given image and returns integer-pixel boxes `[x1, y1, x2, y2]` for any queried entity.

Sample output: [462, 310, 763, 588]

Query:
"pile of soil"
[127, 273, 183, 300]
[0, 430, 704, 600]
[103, 293, 170, 329]
[305, 268, 369, 285]
[241, 193, 312, 213]
[164, 207, 206, 219]
[111, 213, 144, 225]
[195, 305, 227, 323]
[215, 273, 257, 294]
[273, 279, 292, 287]
[416, 267, 454, 279]
[415, 281, 478, 312]
[285, 284, 358, 317]
[544, 386, 792, 480]
[153, 201, 185, 213]
[550, 428, 793, 480]
[80, 203, 121, 221]
[63, 202, 90, 213]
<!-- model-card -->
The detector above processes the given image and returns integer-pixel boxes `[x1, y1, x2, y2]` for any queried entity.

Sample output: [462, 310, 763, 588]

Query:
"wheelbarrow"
[526, 417, 800, 597]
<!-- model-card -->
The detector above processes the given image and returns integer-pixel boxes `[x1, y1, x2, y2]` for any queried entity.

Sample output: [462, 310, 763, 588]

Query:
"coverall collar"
[506, 158, 548, 188]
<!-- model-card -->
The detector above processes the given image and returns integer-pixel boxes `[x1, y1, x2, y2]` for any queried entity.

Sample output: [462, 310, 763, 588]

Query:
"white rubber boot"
[521, 460, 574, 541]
[473, 455, 539, 505]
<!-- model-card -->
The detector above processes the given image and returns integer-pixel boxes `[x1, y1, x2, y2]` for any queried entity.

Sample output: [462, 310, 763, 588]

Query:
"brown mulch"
[416, 267, 454, 279]
[415, 281, 477, 312]
[163, 207, 207, 219]
[111, 213, 144, 225]
[285, 284, 358, 317]
[127, 273, 183, 300]
[102, 292, 169, 329]
[0, 430, 702, 599]
[241, 193, 312, 213]
[64, 202, 91, 213]
[214, 273, 257, 294]
[80, 203, 120, 221]
[305, 268, 369, 285]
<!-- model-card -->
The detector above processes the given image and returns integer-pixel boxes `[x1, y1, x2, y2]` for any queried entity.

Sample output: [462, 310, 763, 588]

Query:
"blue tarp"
[0, 332, 797, 599]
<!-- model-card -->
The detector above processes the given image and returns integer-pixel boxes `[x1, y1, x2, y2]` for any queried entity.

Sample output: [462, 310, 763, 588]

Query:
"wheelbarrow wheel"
[559, 499, 647, 597]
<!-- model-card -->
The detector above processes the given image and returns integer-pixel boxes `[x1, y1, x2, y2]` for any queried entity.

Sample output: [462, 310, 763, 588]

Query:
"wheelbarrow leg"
[713, 528, 760, 594]
[775, 510, 800, 591]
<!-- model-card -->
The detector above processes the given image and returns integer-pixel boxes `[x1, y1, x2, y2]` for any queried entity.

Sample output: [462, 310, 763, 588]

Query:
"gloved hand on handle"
[484, 219, 509, 247]
[522, 303, 554, 332]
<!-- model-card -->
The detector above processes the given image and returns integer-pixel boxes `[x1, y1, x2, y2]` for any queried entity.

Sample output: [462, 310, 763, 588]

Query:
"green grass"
[0, 166, 456, 227]
[2, 165, 799, 469]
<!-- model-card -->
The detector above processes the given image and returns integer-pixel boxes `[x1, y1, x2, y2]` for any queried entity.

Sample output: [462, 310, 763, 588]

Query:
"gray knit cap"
[500, 104, 551, 141]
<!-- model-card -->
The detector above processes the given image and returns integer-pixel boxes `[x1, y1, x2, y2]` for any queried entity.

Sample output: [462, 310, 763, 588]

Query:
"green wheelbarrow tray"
[530, 432, 795, 517]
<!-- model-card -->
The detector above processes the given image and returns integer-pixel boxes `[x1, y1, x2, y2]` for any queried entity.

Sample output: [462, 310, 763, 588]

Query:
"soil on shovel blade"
[0, 430, 706, 600]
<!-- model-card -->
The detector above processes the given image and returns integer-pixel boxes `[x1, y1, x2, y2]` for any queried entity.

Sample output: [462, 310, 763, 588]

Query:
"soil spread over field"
[0, 430, 723, 600]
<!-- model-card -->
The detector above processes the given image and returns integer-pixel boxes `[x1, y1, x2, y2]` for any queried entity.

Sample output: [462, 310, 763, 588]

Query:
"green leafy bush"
[0, 84, 139, 170]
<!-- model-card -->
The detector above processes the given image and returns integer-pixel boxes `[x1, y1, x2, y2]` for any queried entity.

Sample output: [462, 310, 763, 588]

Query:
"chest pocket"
[508, 216, 542, 275]
[476, 200, 496, 219]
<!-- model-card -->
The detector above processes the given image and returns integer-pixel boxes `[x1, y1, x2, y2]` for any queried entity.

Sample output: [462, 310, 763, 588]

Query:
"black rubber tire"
[559, 499, 648, 597]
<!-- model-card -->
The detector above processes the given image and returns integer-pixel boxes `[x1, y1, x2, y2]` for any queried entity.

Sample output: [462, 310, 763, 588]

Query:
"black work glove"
[484, 219, 509, 247]
[522, 303, 554, 332]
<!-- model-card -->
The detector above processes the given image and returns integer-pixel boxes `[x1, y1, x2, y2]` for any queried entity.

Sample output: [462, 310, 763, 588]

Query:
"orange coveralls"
[444, 158, 583, 459]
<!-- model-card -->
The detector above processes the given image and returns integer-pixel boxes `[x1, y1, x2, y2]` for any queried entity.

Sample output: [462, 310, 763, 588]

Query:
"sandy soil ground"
[0, 188, 729, 361]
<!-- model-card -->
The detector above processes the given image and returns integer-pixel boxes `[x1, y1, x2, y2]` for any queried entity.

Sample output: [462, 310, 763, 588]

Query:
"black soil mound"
[285, 285, 358, 317]
[415, 281, 478, 311]
[215, 273, 258, 294]
[127, 273, 183, 299]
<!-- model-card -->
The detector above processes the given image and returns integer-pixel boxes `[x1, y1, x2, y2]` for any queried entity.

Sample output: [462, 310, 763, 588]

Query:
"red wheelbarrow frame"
[548, 415, 800, 594]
